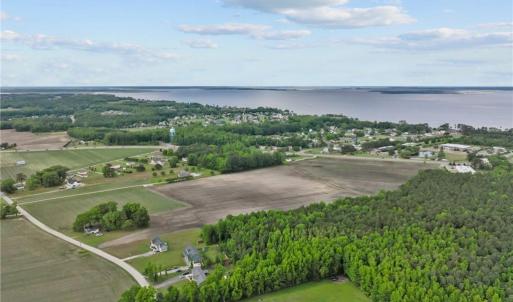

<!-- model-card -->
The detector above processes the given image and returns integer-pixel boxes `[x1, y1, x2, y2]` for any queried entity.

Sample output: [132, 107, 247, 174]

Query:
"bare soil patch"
[100, 157, 436, 248]
[0, 129, 70, 150]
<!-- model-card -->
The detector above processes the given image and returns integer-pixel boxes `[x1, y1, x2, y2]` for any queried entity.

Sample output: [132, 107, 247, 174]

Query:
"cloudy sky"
[1, 0, 512, 86]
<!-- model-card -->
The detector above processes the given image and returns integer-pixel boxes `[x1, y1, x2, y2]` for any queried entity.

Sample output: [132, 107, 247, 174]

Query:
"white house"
[441, 143, 471, 152]
[84, 225, 102, 236]
[65, 178, 81, 189]
[454, 165, 476, 174]
[492, 146, 507, 154]
[150, 236, 168, 253]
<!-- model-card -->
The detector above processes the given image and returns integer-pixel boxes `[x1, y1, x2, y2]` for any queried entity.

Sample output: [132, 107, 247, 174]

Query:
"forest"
[120, 160, 513, 301]
[176, 143, 285, 173]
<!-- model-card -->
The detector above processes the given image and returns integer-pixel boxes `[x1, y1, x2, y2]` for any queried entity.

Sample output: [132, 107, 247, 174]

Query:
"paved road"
[1, 192, 149, 287]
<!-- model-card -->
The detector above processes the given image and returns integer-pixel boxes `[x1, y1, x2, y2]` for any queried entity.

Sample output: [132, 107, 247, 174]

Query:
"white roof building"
[441, 144, 471, 151]
[454, 165, 476, 174]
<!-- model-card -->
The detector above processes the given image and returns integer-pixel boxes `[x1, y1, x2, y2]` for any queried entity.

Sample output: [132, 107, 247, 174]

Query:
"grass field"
[244, 280, 369, 302]
[0, 147, 155, 179]
[0, 129, 70, 150]
[0, 218, 135, 302]
[104, 228, 213, 272]
[22, 187, 184, 241]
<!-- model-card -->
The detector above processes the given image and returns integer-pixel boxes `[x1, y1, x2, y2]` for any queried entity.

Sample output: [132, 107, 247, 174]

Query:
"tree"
[1, 178, 16, 194]
[135, 287, 157, 302]
[133, 207, 150, 228]
[340, 144, 356, 154]
[118, 285, 141, 302]
[136, 164, 146, 172]
[437, 147, 446, 160]
[103, 164, 115, 177]
[15, 172, 26, 183]
[41, 171, 61, 187]
[1, 202, 19, 219]
[102, 211, 123, 231]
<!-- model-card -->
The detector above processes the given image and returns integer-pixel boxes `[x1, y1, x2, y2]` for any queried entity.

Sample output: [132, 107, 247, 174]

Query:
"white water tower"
[169, 127, 176, 144]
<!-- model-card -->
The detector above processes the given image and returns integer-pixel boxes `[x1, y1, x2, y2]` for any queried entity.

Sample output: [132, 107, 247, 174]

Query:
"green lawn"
[104, 228, 209, 272]
[1, 218, 135, 302]
[0, 148, 155, 179]
[244, 280, 369, 302]
[22, 187, 184, 241]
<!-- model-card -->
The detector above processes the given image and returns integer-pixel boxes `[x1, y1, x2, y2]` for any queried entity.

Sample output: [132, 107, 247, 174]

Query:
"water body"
[3, 87, 513, 128]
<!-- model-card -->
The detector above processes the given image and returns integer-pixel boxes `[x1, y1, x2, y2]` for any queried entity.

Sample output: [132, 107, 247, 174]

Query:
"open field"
[0, 129, 70, 150]
[100, 157, 437, 247]
[0, 147, 155, 179]
[0, 218, 134, 302]
[22, 187, 184, 238]
[244, 280, 369, 302]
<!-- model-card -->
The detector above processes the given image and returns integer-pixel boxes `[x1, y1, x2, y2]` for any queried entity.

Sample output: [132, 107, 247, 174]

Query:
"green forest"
[121, 160, 513, 302]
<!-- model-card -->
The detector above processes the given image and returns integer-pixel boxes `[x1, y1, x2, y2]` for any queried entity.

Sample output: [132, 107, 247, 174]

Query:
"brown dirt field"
[0, 129, 70, 150]
[100, 157, 437, 248]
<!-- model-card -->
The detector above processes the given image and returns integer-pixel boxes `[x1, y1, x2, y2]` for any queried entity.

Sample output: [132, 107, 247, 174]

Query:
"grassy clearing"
[244, 280, 369, 302]
[0, 148, 155, 179]
[0, 218, 134, 302]
[22, 187, 184, 243]
[104, 228, 210, 272]
[445, 150, 468, 162]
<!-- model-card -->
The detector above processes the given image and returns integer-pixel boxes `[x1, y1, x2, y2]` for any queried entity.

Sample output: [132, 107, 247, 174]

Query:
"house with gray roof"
[150, 236, 168, 253]
[183, 245, 202, 267]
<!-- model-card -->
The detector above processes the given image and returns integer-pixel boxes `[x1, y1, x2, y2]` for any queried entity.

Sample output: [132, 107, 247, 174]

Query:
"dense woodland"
[176, 143, 284, 173]
[121, 159, 513, 302]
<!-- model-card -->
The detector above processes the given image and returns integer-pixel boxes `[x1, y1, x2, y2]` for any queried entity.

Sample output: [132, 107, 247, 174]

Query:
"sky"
[1, 0, 512, 86]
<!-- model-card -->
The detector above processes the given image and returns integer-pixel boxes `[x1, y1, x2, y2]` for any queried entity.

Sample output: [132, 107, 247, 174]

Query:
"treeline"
[126, 167, 513, 302]
[73, 201, 149, 232]
[176, 143, 284, 173]
[0, 117, 72, 132]
[68, 127, 170, 145]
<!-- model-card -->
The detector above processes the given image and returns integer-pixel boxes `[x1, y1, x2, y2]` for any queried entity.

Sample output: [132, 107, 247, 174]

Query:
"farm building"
[150, 236, 168, 253]
[454, 165, 476, 174]
[418, 151, 434, 158]
[15, 160, 26, 166]
[441, 143, 471, 152]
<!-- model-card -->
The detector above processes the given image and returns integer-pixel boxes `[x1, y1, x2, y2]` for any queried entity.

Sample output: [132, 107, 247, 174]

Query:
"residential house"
[418, 151, 434, 158]
[150, 236, 168, 253]
[65, 177, 81, 189]
[178, 170, 192, 178]
[84, 225, 102, 236]
[183, 246, 202, 267]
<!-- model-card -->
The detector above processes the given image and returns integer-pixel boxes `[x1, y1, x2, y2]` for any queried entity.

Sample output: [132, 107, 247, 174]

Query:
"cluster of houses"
[146, 236, 207, 285]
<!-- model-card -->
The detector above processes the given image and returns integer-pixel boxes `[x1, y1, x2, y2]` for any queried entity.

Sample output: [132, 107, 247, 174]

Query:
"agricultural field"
[99, 157, 438, 248]
[0, 129, 70, 150]
[21, 187, 184, 244]
[0, 147, 156, 179]
[0, 218, 135, 302]
[244, 280, 369, 302]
